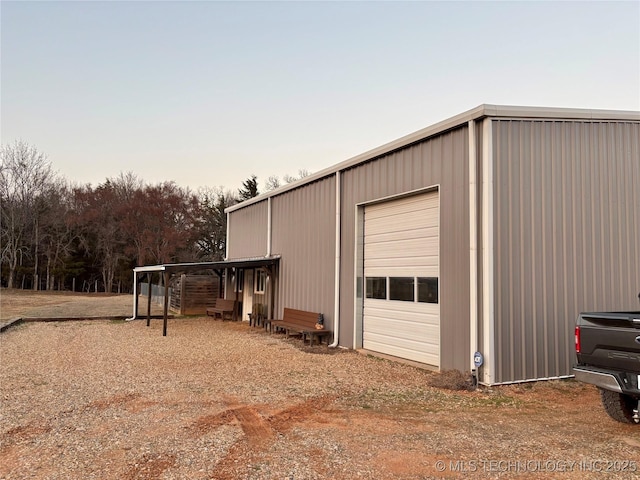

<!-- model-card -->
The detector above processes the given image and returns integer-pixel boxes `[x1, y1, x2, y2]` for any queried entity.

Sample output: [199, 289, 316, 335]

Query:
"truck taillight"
[575, 326, 581, 354]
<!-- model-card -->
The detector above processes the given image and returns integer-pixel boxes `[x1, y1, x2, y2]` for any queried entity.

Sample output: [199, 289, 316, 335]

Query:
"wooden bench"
[270, 308, 331, 346]
[206, 298, 236, 321]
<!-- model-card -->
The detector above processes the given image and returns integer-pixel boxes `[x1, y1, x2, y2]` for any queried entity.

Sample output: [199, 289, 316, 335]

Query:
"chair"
[248, 303, 265, 328]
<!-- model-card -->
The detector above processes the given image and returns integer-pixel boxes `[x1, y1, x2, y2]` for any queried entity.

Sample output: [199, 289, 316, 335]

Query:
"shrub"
[428, 369, 476, 391]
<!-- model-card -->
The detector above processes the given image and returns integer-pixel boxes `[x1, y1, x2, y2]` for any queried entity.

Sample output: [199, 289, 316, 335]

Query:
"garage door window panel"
[418, 277, 439, 304]
[366, 277, 387, 299]
[389, 277, 414, 302]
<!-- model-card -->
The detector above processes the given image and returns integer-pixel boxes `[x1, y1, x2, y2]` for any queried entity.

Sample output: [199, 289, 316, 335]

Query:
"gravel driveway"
[1, 292, 639, 479]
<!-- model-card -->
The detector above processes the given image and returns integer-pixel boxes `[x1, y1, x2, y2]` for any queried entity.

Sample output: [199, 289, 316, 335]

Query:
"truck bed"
[576, 311, 640, 373]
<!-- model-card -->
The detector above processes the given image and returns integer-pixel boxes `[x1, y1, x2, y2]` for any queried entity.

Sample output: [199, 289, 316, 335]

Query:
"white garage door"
[363, 191, 440, 366]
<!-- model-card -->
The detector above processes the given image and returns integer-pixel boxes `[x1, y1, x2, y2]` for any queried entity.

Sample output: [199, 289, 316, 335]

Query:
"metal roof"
[226, 103, 640, 213]
[133, 255, 281, 274]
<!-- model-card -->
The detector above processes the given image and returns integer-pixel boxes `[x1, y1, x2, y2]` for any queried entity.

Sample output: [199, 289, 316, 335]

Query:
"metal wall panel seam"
[468, 120, 478, 372]
[481, 118, 495, 385]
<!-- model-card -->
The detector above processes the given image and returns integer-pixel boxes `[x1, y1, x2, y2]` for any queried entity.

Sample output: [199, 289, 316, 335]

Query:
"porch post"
[163, 271, 169, 336]
[146, 272, 153, 327]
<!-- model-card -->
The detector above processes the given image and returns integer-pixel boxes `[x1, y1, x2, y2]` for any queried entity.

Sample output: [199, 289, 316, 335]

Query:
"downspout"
[266, 196, 273, 321]
[481, 118, 495, 385]
[267, 197, 272, 257]
[224, 211, 230, 300]
[468, 120, 478, 374]
[225, 211, 230, 261]
[126, 269, 138, 321]
[329, 171, 341, 348]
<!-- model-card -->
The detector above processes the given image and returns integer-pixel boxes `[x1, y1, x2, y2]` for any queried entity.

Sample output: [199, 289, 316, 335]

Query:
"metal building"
[225, 104, 640, 385]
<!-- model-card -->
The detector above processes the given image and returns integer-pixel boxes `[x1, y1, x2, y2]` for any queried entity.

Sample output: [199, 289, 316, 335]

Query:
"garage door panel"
[365, 215, 438, 235]
[365, 238, 439, 260]
[364, 298, 439, 316]
[364, 310, 439, 337]
[363, 319, 439, 339]
[365, 257, 438, 268]
[363, 336, 439, 365]
[366, 196, 438, 217]
[364, 332, 439, 352]
[365, 211, 438, 232]
[365, 235, 439, 250]
[363, 190, 440, 368]
[365, 262, 438, 278]
[365, 247, 439, 263]
[363, 311, 439, 329]
[366, 268, 439, 277]
[365, 226, 438, 243]
[364, 255, 439, 270]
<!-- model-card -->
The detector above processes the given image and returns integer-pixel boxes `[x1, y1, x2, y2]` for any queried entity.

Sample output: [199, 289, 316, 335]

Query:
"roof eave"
[226, 104, 640, 213]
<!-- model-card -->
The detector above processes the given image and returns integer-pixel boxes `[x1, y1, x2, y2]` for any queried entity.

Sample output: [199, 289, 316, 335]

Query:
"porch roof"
[129, 255, 281, 335]
[133, 255, 281, 274]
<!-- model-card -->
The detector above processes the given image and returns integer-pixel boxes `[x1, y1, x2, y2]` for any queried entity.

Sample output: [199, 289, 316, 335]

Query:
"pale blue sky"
[2, 1, 639, 192]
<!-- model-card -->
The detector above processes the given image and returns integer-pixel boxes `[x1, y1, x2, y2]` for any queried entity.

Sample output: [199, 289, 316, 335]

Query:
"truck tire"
[599, 388, 637, 424]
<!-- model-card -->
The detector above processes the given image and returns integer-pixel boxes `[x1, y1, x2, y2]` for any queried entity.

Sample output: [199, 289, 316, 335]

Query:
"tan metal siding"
[493, 120, 640, 383]
[227, 200, 268, 258]
[341, 126, 470, 372]
[271, 176, 336, 326]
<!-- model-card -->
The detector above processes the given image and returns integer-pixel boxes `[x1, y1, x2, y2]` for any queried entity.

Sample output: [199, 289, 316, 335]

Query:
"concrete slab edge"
[0, 317, 24, 333]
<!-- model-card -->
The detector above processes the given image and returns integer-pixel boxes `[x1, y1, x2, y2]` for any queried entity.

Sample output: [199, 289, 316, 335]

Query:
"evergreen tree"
[238, 175, 259, 201]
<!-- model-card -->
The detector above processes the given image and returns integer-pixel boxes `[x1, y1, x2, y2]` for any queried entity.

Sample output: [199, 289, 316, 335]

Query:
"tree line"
[0, 140, 309, 293]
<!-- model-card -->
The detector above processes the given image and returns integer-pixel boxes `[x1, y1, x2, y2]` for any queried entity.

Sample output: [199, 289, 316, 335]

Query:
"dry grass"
[428, 369, 476, 391]
[0, 288, 164, 321]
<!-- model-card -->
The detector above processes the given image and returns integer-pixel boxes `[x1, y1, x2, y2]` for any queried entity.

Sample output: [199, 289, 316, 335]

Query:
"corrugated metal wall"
[492, 120, 640, 383]
[225, 114, 638, 382]
[341, 126, 471, 372]
[227, 200, 269, 258]
[271, 176, 337, 326]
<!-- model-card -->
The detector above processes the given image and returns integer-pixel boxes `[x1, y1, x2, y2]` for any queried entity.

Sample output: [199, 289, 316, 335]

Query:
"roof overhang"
[133, 255, 281, 274]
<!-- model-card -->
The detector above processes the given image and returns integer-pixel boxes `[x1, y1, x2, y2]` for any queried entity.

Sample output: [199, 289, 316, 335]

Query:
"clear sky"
[2, 1, 639, 193]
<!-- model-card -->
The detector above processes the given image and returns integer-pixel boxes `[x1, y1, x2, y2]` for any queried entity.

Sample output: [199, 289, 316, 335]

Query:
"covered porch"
[128, 255, 280, 336]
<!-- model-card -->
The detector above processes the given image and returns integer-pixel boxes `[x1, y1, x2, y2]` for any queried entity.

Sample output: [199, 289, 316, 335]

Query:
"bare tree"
[297, 168, 312, 179]
[70, 175, 202, 292]
[140, 182, 200, 265]
[40, 181, 79, 290]
[0, 141, 55, 288]
[107, 172, 145, 268]
[282, 174, 296, 184]
[196, 187, 237, 260]
[282, 169, 313, 185]
[70, 182, 125, 293]
[264, 175, 281, 192]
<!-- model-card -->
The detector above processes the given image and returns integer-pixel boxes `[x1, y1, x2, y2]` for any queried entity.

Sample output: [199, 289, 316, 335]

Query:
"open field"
[0, 289, 164, 322]
[1, 290, 639, 479]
